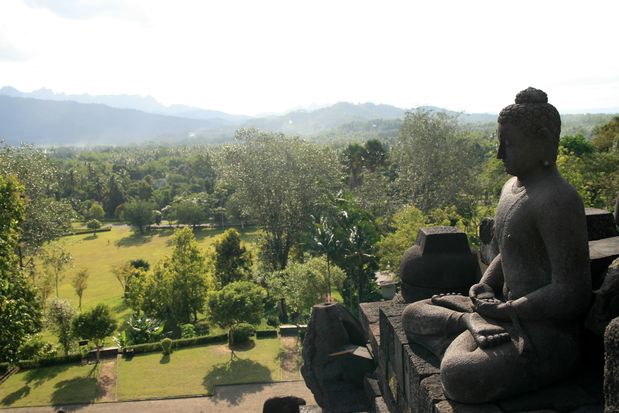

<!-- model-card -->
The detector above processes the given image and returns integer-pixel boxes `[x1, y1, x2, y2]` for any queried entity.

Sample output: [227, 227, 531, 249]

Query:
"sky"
[0, 0, 618, 116]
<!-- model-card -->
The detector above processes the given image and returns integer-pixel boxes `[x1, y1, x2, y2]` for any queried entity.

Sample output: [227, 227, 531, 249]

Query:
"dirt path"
[96, 358, 117, 402]
[280, 336, 301, 381]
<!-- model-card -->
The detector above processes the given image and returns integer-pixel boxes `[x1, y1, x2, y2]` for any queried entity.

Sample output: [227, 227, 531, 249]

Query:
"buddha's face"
[497, 122, 545, 177]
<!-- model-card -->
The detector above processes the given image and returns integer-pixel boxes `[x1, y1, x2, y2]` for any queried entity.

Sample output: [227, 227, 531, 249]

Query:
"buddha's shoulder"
[531, 174, 584, 210]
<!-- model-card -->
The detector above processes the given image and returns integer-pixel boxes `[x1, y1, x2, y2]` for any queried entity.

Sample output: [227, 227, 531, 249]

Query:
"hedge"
[16, 354, 81, 370]
[63, 226, 112, 237]
[124, 331, 278, 355]
[256, 330, 278, 338]
[0, 362, 9, 374]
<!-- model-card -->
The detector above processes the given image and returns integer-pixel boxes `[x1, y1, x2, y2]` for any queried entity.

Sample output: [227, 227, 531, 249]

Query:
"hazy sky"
[1, 0, 618, 116]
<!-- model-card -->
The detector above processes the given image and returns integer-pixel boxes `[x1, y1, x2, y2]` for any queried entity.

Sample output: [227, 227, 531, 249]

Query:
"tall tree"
[0, 176, 42, 362]
[71, 268, 89, 310]
[212, 228, 252, 287]
[393, 110, 484, 213]
[123, 199, 155, 234]
[42, 245, 73, 298]
[46, 298, 76, 355]
[0, 144, 73, 264]
[220, 129, 340, 269]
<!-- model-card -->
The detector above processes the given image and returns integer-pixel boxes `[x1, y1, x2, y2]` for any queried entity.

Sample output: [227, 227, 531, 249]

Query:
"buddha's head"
[496, 87, 561, 177]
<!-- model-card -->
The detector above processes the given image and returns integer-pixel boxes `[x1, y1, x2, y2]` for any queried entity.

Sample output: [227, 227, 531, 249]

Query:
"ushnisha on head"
[497, 87, 561, 163]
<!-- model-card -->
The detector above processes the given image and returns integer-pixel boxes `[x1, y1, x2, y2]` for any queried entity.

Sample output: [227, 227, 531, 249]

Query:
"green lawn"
[0, 363, 99, 408]
[117, 337, 282, 400]
[39, 225, 260, 342]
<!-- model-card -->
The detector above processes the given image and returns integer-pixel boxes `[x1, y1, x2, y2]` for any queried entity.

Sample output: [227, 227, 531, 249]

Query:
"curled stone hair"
[498, 87, 561, 143]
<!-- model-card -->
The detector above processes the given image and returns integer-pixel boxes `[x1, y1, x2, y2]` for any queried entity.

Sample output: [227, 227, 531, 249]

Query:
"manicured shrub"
[181, 323, 196, 339]
[231, 323, 255, 344]
[161, 337, 173, 355]
[16, 354, 81, 370]
[0, 363, 10, 374]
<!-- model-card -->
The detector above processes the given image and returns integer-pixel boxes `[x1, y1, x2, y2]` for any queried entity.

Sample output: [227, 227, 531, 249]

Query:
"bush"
[194, 320, 210, 336]
[17, 335, 56, 361]
[181, 323, 196, 339]
[266, 315, 279, 328]
[161, 338, 173, 355]
[125, 334, 228, 355]
[0, 363, 10, 375]
[231, 323, 256, 344]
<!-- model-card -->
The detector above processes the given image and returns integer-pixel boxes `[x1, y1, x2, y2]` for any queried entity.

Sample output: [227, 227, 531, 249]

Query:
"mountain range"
[0, 87, 614, 146]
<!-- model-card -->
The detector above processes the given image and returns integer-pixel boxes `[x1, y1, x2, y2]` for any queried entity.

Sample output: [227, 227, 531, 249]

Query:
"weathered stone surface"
[418, 374, 447, 413]
[299, 406, 323, 413]
[373, 396, 389, 413]
[497, 381, 601, 412]
[586, 258, 619, 335]
[479, 217, 498, 265]
[400, 227, 480, 303]
[301, 303, 371, 411]
[605, 317, 619, 412]
[585, 208, 619, 241]
[589, 236, 619, 289]
[263, 396, 306, 413]
[364, 376, 381, 399]
[433, 400, 502, 413]
[403, 343, 440, 406]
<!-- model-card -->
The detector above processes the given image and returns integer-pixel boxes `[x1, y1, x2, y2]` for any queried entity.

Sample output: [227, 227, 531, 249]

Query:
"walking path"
[0, 381, 316, 413]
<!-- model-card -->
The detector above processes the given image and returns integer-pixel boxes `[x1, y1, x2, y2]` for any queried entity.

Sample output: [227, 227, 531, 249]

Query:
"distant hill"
[0, 86, 250, 123]
[0, 95, 231, 146]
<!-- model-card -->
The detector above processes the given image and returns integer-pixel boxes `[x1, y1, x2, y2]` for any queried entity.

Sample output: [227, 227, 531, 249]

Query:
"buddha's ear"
[538, 126, 559, 162]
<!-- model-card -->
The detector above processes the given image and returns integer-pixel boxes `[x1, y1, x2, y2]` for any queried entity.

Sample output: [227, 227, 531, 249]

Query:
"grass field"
[118, 337, 282, 400]
[41, 225, 260, 336]
[0, 337, 288, 407]
[0, 363, 99, 408]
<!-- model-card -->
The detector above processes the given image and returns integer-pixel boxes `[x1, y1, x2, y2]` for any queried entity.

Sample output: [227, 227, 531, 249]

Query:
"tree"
[393, 110, 484, 213]
[266, 257, 345, 322]
[212, 228, 252, 287]
[207, 281, 266, 350]
[174, 198, 208, 229]
[0, 144, 74, 264]
[591, 115, 619, 152]
[42, 244, 73, 298]
[560, 134, 594, 156]
[123, 199, 155, 234]
[87, 202, 105, 221]
[104, 174, 126, 218]
[86, 219, 102, 236]
[220, 129, 340, 269]
[71, 268, 89, 310]
[72, 304, 116, 362]
[46, 298, 76, 355]
[142, 228, 211, 325]
[376, 205, 427, 271]
[0, 176, 42, 362]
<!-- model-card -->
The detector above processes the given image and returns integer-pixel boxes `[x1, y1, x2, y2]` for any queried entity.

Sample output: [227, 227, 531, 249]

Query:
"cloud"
[23, 0, 146, 21]
[0, 39, 29, 62]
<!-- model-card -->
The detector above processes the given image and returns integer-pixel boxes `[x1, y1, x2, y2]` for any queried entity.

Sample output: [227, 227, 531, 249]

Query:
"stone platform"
[359, 301, 605, 413]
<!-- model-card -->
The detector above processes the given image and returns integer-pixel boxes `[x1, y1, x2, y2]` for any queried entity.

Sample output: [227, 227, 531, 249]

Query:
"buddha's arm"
[470, 254, 504, 299]
[510, 194, 591, 321]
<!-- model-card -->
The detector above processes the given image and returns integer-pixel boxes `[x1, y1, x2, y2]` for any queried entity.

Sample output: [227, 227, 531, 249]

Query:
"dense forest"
[1, 110, 618, 362]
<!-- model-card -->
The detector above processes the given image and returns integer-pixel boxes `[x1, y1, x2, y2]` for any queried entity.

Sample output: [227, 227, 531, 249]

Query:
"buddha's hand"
[472, 297, 511, 321]
[469, 282, 495, 300]
[463, 312, 511, 349]
[430, 293, 474, 313]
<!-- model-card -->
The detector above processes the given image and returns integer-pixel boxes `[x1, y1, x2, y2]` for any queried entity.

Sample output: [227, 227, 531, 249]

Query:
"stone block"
[360, 302, 382, 332]
[605, 317, 619, 412]
[585, 208, 619, 241]
[373, 396, 389, 413]
[588, 236, 619, 289]
[417, 374, 447, 413]
[364, 376, 381, 399]
[403, 343, 440, 406]
[433, 400, 502, 413]
[498, 381, 601, 412]
[417, 226, 472, 255]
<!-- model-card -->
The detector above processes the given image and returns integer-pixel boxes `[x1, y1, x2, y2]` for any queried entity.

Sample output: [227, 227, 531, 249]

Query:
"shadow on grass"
[1, 385, 31, 407]
[24, 364, 71, 387]
[82, 234, 98, 241]
[50, 364, 98, 409]
[230, 340, 256, 353]
[203, 358, 272, 404]
[115, 233, 154, 247]
[160, 354, 170, 364]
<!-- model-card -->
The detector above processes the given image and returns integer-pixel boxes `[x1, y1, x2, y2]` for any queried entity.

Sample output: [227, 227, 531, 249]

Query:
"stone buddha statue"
[401, 87, 591, 403]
